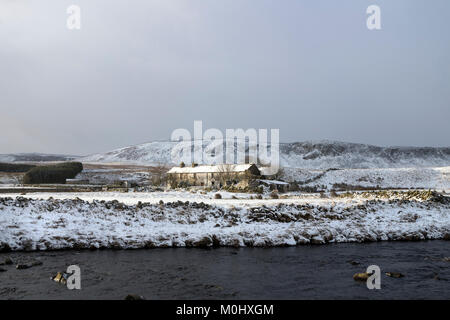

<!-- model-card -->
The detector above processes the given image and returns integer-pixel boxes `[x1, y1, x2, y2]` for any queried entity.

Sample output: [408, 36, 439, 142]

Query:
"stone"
[193, 236, 212, 247]
[124, 294, 145, 300]
[385, 272, 404, 278]
[31, 260, 43, 267]
[353, 272, 370, 281]
[52, 272, 68, 284]
[0, 257, 13, 265]
[0, 243, 11, 252]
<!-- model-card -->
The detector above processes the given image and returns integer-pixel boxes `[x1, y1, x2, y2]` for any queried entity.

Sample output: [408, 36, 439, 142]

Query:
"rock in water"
[0, 257, 13, 265]
[14, 260, 42, 270]
[385, 272, 404, 278]
[125, 294, 145, 300]
[52, 272, 68, 285]
[353, 272, 370, 281]
[31, 260, 43, 267]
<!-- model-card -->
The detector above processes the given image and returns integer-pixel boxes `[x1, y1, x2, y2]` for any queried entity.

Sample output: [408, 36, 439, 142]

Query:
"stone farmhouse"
[167, 163, 261, 188]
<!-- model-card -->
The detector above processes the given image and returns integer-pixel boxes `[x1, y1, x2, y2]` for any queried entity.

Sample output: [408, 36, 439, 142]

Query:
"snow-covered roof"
[259, 179, 289, 185]
[259, 167, 279, 176]
[168, 164, 256, 174]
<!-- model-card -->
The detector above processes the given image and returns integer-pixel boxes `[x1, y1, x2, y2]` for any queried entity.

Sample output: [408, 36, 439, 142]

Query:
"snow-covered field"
[0, 172, 22, 185]
[0, 190, 335, 209]
[74, 168, 151, 186]
[1, 191, 449, 251]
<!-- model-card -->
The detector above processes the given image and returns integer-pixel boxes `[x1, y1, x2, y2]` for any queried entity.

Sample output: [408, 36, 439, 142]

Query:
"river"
[0, 241, 449, 299]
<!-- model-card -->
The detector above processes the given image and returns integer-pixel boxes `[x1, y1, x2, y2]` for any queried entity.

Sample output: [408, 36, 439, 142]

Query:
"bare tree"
[217, 164, 236, 186]
[150, 163, 169, 186]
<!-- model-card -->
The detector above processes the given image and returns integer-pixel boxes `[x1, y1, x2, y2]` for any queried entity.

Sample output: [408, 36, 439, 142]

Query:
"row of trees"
[0, 163, 36, 173]
[22, 162, 83, 184]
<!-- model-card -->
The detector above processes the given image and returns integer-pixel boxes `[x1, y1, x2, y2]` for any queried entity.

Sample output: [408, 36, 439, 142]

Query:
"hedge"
[22, 162, 83, 184]
[0, 163, 36, 173]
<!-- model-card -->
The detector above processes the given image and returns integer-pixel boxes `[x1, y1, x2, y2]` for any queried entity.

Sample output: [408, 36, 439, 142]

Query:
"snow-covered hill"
[281, 141, 450, 169]
[81, 141, 175, 165]
[80, 140, 450, 169]
[283, 166, 450, 190]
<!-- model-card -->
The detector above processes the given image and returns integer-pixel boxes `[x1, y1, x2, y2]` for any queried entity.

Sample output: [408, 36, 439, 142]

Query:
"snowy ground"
[1, 191, 449, 251]
[4, 189, 450, 207]
[0, 172, 22, 185]
[283, 166, 450, 190]
[74, 165, 152, 186]
[1, 190, 262, 206]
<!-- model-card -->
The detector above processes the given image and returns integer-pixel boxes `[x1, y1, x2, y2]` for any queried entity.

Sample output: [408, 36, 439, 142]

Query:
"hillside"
[80, 140, 450, 169]
[0, 153, 78, 163]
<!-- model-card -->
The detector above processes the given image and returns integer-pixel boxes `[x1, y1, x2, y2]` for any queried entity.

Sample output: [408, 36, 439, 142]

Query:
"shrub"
[22, 162, 83, 184]
[270, 191, 279, 199]
[149, 165, 167, 186]
[214, 193, 222, 199]
[298, 186, 320, 193]
[0, 163, 36, 173]
[288, 182, 300, 192]
[255, 186, 264, 194]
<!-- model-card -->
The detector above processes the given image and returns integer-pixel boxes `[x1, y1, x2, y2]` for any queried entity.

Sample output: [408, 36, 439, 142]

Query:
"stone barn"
[167, 164, 261, 188]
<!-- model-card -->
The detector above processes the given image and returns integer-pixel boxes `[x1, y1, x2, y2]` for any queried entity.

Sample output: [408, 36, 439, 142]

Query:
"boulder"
[0, 257, 13, 265]
[52, 272, 68, 285]
[353, 272, 370, 281]
[124, 294, 145, 300]
[385, 272, 404, 278]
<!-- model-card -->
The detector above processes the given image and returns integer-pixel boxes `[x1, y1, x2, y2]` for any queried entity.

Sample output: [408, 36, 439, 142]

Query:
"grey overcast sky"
[1, 0, 449, 155]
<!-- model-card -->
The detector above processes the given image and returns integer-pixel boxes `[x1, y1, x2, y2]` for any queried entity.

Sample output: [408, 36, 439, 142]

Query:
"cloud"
[0, 0, 449, 154]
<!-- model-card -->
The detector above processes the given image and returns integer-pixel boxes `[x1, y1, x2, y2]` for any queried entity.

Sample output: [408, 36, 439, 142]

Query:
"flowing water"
[0, 241, 449, 299]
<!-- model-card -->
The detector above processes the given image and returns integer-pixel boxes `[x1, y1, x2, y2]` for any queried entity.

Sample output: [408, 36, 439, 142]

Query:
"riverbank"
[1, 191, 449, 250]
